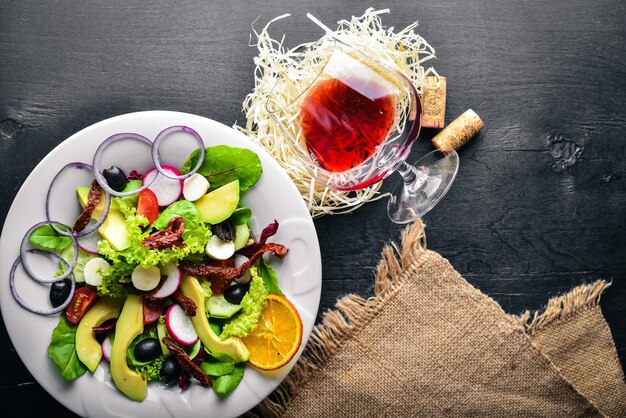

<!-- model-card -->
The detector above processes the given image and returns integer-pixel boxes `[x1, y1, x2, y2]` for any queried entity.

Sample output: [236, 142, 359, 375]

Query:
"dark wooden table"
[1, 1, 624, 416]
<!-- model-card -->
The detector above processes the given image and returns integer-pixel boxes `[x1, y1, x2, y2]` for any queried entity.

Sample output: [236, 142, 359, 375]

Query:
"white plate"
[0, 111, 322, 418]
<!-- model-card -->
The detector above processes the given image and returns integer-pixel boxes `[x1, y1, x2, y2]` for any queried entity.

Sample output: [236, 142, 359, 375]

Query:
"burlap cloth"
[248, 221, 626, 417]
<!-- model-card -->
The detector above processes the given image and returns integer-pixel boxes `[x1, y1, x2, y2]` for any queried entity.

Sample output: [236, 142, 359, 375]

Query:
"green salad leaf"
[200, 358, 235, 377]
[220, 268, 267, 338]
[29, 224, 72, 251]
[256, 258, 284, 296]
[47, 316, 87, 381]
[180, 145, 262, 191]
[229, 207, 252, 225]
[211, 363, 245, 396]
[153, 200, 200, 230]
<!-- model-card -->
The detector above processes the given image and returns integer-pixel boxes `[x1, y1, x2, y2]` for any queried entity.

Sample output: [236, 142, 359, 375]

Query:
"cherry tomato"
[143, 296, 164, 325]
[137, 189, 159, 225]
[65, 287, 98, 325]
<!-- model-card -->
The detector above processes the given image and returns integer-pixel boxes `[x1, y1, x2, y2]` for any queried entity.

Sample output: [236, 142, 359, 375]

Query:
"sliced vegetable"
[92, 318, 117, 334]
[131, 265, 161, 291]
[10, 253, 76, 315]
[233, 254, 252, 285]
[152, 125, 206, 180]
[143, 166, 183, 207]
[143, 297, 164, 325]
[102, 335, 112, 362]
[65, 287, 98, 325]
[136, 189, 159, 225]
[75, 297, 123, 372]
[46, 162, 111, 238]
[76, 222, 104, 254]
[165, 304, 199, 346]
[207, 295, 242, 319]
[60, 246, 98, 283]
[194, 180, 240, 224]
[183, 173, 210, 202]
[205, 235, 235, 260]
[20, 221, 78, 283]
[83, 257, 110, 287]
[150, 263, 181, 299]
[233, 223, 250, 251]
[93, 133, 156, 197]
[157, 322, 170, 355]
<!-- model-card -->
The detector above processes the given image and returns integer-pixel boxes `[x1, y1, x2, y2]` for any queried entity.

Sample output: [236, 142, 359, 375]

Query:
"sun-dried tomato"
[162, 337, 211, 387]
[142, 216, 185, 249]
[180, 243, 288, 294]
[73, 180, 102, 233]
[171, 291, 197, 317]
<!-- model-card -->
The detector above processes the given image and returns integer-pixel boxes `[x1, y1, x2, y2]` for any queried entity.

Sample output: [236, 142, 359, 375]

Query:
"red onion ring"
[20, 221, 78, 282]
[151, 125, 205, 180]
[45, 162, 111, 238]
[10, 253, 76, 315]
[92, 132, 156, 197]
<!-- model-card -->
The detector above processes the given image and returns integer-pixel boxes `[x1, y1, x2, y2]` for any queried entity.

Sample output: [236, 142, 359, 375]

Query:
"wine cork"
[432, 109, 484, 151]
[421, 76, 447, 128]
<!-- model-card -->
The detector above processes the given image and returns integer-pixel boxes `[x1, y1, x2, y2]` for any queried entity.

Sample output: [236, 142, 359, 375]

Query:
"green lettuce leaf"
[229, 207, 252, 225]
[200, 358, 235, 377]
[47, 316, 87, 381]
[180, 145, 262, 191]
[256, 258, 284, 295]
[153, 200, 199, 230]
[29, 224, 72, 251]
[211, 363, 245, 396]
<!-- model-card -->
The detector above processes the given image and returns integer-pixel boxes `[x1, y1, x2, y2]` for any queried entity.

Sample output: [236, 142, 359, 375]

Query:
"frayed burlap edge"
[245, 220, 427, 418]
[512, 280, 612, 335]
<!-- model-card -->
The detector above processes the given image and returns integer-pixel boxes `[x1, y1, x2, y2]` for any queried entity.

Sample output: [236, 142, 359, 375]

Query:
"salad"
[9, 125, 303, 401]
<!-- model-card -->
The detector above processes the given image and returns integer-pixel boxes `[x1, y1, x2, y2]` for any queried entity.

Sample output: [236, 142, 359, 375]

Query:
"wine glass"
[266, 37, 459, 224]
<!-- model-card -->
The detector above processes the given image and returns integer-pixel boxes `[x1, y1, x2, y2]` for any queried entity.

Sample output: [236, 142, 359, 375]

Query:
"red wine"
[300, 76, 396, 172]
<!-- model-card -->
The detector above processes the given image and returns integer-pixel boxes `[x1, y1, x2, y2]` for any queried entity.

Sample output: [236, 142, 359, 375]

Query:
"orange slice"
[242, 294, 303, 371]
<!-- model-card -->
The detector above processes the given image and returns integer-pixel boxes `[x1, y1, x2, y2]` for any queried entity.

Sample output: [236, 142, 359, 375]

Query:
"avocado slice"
[194, 180, 239, 224]
[77, 187, 130, 251]
[179, 275, 249, 362]
[110, 295, 147, 401]
[76, 297, 124, 372]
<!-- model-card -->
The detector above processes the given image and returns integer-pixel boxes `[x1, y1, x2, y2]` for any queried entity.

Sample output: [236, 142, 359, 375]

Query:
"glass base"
[387, 149, 460, 224]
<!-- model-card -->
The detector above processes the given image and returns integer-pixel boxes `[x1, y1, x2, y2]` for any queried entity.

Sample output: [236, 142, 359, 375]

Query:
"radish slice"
[233, 254, 252, 284]
[143, 167, 183, 207]
[165, 304, 198, 346]
[206, 235, 235, 260]
[183, 173, 210, 202]
[150, 263, 181, 299]
[77, 225, 103, 254]
[102, 335, 112, 362]
[131, 265, 161, 291]
[83, 257, 110, 287]
[152, 125, 206, 180]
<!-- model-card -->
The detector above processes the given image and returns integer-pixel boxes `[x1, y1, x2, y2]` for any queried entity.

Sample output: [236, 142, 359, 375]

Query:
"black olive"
[102, 166, 128, 192]
[49, 279, 72, 307]
[224, 283, 249, 305]
[213, 221, 235, 242]
[133, 338, 162, 363]
[161, 355, 181, 386]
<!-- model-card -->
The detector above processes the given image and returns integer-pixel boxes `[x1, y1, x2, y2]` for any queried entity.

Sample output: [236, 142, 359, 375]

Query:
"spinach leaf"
[29, 224, 72, 251]
[47, 316, 87, 381]
[229, 207, 252, 225]
[212, 363, 245, 396]
[181, 146, 262, 191]
[153, 201, 199, 230]
[256, 258, 284, 295]
[200, 360, 235, 377]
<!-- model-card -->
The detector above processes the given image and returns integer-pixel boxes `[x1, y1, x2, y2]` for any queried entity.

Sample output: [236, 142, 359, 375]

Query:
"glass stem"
[396, 161, 427, 193]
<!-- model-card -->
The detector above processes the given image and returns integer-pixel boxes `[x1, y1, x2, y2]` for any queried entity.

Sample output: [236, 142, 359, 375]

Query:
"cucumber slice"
[233, 223, 250, 251]
[185, 338, 202, 359]
[60, 246, 98, 283]
[207, 295, 242, 319]
[156, 322, 170, 356]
